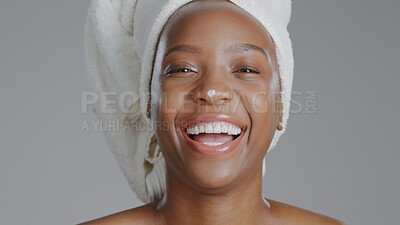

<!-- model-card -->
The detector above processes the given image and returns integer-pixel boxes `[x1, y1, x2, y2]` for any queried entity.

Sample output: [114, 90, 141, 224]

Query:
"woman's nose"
[191, 72, 234, 105]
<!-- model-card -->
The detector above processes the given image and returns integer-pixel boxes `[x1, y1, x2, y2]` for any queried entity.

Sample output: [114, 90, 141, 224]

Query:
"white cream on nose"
[207, 89, 216, 98]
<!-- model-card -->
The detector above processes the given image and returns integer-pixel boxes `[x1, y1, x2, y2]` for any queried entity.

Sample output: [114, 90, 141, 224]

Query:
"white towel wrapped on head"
[84, 0, 293, 203]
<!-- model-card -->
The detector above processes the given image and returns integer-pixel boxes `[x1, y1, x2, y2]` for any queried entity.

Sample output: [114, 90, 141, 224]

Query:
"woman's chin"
[183, 163, 242, 191]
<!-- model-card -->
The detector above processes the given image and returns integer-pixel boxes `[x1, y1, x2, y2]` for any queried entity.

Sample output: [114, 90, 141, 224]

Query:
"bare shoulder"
[78, 202, 157, 225]
[267, 198, 347, 225]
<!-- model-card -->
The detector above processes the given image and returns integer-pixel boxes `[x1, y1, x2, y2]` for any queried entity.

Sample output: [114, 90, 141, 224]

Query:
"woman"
[82, 0, 346, 224]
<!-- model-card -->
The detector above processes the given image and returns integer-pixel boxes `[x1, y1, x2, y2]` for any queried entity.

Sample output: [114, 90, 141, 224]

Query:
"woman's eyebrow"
[163, 44, 201, 61]
[162, 43, 271, 63]
[224, 43, 271, 63]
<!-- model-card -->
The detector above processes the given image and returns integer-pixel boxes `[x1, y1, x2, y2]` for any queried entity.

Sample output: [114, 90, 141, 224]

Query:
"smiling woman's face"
[150, 0, 282, 190]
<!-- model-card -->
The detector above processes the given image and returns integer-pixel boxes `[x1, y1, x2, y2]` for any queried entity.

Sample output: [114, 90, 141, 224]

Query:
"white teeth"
[227, 124, 234, 135]
[202, 142, 226, 146]
[213, 122, 221, 133]
[221, 124, 228, 133]
[199, 124, 205, 133]
[205, 123, 213, 133]
[186, 121, 242, 136]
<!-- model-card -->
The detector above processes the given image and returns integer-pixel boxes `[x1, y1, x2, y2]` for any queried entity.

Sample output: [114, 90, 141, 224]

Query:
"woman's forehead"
[159, 1, 276, 61]
[164, 0, 269, 37]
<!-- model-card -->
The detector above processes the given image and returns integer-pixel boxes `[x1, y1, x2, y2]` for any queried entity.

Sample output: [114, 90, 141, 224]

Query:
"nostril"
[198, 97, 207, 103]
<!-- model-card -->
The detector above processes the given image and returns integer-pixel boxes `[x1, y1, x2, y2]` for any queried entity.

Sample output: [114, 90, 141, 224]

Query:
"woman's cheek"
[241, 83, 270, 115]
[160, 83, 180, 116]
[251, 92, 270, 115]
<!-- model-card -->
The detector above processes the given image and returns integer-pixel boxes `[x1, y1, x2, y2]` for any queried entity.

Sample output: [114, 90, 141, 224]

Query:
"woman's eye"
[236, 68, 260, 74]
[166, 67, 193, 74]
[162, 65, 198, 79]
[233, 67, 263, 80]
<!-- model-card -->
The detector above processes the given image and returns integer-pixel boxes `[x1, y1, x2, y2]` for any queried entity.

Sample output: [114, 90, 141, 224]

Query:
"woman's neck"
[155, 167, 272, 225]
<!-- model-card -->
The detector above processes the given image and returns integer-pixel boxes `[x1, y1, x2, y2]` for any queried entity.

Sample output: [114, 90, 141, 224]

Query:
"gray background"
[1, 0, 399, 224]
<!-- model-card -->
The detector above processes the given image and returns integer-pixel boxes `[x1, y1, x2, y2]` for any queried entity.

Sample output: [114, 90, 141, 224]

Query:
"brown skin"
[80, 1, 346, 224]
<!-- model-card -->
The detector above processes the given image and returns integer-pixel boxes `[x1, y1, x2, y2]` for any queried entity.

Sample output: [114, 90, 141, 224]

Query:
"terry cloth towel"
[84, 0, 293, 203]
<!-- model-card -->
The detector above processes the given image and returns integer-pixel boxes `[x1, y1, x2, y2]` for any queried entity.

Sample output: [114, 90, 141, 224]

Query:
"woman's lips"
[181, 125, 246, 156]
[179, 114, 248, 156]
